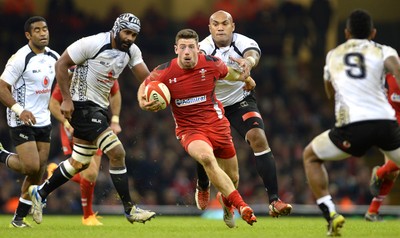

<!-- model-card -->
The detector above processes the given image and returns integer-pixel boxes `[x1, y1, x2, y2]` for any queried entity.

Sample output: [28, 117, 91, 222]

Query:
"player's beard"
[115, 33, 131, 52]
[32, 38, 48, 51]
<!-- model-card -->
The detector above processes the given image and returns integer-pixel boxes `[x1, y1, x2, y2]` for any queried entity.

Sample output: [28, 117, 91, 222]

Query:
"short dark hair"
[175, 29, 199, 44]
[346, 9, 373, 39]
[24, 16, 47, 33]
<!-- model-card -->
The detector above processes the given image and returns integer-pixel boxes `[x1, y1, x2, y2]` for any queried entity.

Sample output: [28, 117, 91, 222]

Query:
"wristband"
[111, 115, 120, 123]
[246, 56, 256, 67]
[11, 103, 24, 116]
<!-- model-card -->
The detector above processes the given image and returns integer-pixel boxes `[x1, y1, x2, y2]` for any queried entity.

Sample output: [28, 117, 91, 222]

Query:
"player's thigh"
[36, 141, 50, 165]
[225, 96, 265, 139]
[10, 126, 40, 162]
[34, 125, 52, 166]
[15, 141, 40, 171]
[72, 103, 109, 142]
[311, 130, 350, 161]
[187, 139, 215, 165]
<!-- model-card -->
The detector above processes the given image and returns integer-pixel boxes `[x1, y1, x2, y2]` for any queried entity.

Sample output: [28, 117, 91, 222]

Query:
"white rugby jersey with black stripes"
[1, 45, 59, 127]
[324, 39, 399, 127]
[200, 33, 261, 107]
[67, 31, 144, 108]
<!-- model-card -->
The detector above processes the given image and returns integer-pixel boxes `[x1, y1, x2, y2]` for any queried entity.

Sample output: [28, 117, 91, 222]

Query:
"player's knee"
[105, 145, 126, 168]
[17, 155, 41, 175]
[81, 168, 98, 182]
[198, 153, 215, 168]
[246, 128, 268, 150]
[69, 158, 87, 171]
[23, 164, 41, 176]
[231, 176, 239, 188]
[107, 144, 125, 161]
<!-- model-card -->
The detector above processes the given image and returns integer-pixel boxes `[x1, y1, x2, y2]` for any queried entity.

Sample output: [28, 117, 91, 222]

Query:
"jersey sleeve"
[67, 34, 102, 65]
[110, 80, 120, 96]
[382, 45, 399, 60]
[127, 44, 144, 68]
[0, 53, 25, 85]
[199, 35, 214, 54]
[235, 34, 261, 55]
[51, 83, 63, 103]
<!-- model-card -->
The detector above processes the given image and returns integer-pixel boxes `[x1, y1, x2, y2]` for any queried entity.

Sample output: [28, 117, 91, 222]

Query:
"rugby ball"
[144, 81, 171, 110]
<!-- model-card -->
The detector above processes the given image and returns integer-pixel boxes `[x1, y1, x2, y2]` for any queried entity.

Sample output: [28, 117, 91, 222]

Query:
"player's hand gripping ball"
[144, 81, 171, 110]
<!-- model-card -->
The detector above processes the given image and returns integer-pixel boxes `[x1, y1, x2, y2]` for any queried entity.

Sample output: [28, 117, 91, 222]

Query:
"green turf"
[0, 215, 399, 238]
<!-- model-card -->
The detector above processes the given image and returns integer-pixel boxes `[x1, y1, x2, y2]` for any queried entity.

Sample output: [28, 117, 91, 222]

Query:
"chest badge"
[199, 68, 207, 80]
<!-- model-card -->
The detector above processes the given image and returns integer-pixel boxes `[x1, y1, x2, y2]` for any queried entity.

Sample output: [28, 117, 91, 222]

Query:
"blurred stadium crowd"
[0, 0, 399, 214]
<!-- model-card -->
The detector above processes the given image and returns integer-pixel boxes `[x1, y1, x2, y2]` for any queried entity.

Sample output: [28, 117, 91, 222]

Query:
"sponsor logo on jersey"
[391, 93, 400, 102]
[169, 78, 177, 83]
[35, 88, 51, 94]
[175, 95, 206, 107]
[92, 118, 102, 123]
[42, 76, 50, 87]
[35, 76, 52, 94]
[108, 70, 116, 78]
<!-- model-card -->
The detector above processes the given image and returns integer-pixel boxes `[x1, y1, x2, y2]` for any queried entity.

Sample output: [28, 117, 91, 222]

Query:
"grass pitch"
[0, 214, 399, 238]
